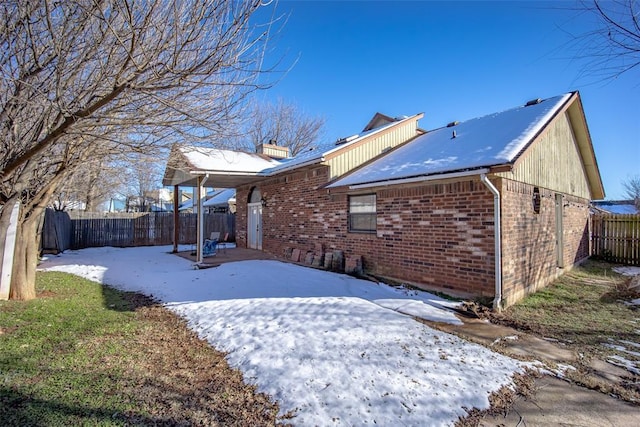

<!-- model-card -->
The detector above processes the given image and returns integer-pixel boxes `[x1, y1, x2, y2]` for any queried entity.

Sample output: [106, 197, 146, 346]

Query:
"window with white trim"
[348, 194, 376, 233]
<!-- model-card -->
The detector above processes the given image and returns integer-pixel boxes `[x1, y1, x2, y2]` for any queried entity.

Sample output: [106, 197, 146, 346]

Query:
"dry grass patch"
[455, 370, 540, 427]
[0, 271, 289, 426]
[491, 260, 637, 350]
[488, 259, 640, 402]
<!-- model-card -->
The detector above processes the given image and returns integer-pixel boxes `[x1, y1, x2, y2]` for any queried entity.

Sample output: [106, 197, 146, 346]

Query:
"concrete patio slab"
[480, 375, 640, 427]
[173, 247, 278, 267]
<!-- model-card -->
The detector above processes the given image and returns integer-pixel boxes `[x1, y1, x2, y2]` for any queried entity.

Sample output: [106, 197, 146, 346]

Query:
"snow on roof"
[203, 188, 236, 207]
[260, 114, 421, 175]
[328, 94, 571, 188]
[593, 201, 639, 214]
[178, 188, 236, 210]
[181, 146, 281, 173]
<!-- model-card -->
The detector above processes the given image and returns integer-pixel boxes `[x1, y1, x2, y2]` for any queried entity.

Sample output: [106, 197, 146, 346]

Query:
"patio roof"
[162, 144, 282, 188]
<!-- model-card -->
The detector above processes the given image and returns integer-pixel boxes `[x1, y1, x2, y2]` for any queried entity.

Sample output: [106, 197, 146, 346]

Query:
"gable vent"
[447, 121, 459, 127]
[525, 98, 542, 107]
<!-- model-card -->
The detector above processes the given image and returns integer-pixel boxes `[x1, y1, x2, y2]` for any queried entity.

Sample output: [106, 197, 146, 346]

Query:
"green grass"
[1, 273, 142, 425]
[0, 272, 282, 426]
[497, 259, 638, 350]
[491, 260, 640, 402]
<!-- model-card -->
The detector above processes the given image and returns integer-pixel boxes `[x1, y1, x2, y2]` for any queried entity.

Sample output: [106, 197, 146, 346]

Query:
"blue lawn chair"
[203, 232, 219, 257]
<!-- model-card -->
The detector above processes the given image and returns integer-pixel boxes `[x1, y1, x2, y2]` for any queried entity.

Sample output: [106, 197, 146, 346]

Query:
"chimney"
[257, 143, 290, 159]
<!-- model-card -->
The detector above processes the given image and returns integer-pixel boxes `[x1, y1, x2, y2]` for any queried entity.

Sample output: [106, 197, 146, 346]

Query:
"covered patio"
[162, 144, 282, 266]
[173, 245, 279, 268]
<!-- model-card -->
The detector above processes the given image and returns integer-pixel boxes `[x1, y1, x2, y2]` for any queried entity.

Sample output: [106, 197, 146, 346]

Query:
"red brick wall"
[238, 171, 590, 306]
[237, 165, 346, 252]
[500, 179, 590, 305]
[373, 180, 496, 298]
[238, 169, 497, 299]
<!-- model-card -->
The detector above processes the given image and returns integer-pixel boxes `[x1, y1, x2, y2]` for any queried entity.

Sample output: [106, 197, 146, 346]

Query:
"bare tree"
[120, 153, 164, 212]
[0, 0, 282, 300]
[52, 158, 127, 211]
[569, 0, 640, 81]
[243, 99, 326, 156]
[623, 175, 640, 208]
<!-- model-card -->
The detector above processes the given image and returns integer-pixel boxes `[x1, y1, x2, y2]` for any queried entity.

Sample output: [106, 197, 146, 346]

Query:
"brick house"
[165, 91, 604, 309]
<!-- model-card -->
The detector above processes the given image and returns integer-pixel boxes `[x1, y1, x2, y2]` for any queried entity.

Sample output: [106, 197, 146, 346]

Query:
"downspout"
[196, 173, 210, 265]
[480, 174, 502, 311]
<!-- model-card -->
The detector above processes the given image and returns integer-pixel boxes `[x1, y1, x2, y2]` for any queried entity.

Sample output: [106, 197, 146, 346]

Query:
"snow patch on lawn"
[40, 246, 532, 426]
[613, 266, 640, 276]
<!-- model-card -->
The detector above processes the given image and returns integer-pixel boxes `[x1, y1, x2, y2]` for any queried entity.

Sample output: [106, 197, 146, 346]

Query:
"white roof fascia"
[189, 170, 262, 177]
[261, 156, 326, 176]
[344, 168, 490, 190]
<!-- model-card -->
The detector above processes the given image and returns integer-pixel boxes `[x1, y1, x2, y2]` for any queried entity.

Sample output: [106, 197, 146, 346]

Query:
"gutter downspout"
[480, 174, 502, 311]
[196, 173, 210, 265]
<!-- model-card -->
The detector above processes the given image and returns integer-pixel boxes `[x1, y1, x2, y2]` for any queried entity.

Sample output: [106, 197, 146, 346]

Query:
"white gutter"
[189, 170, 263, 177]
[346, 168, 489, 190]
[480, 174, 502, 311]
[196, 173, 210, 265]
[187, 157, 326, 179]
[260, 156, 325, 176]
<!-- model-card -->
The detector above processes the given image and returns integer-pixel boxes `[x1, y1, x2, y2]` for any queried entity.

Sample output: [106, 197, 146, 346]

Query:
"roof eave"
[566, 92, 606, 200]
[510, 92, 575, 167]
[508, 91, 605, 200]
[261, 156, 326, 176]
[330, 168, 491, 191]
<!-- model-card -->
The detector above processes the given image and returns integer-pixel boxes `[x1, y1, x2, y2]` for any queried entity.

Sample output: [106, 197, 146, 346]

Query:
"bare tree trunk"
[85, 187, 96, 212]
[8, 207, 43, 300]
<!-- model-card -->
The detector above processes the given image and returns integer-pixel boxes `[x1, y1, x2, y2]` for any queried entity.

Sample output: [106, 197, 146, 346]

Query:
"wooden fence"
[42, 209, 73, 253]
[42, 210, 235, 252]
[591, 214, 640, 266]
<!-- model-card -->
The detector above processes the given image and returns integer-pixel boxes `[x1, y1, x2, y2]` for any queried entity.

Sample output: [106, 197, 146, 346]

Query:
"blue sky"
[254, 0, 639, 200]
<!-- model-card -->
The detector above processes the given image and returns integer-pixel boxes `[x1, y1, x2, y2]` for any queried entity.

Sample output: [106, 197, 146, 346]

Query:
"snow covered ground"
[613, 266, 640, 277]
[40, 246, 530, 426]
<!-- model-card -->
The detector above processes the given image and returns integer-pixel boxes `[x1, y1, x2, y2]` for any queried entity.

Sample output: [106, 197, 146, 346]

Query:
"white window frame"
[348, 194, 377, 233]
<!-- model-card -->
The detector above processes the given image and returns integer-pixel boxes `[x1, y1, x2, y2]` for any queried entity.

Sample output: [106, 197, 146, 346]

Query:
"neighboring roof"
[260, 114, 422, 176]
[204, 188, 236, 207]
[163, 145, 281, 187]
[592, 200, 639, 214]
[178, 188, 236, 210]
[362, 112, 398, 132]
[178, 189, 214, 211]
[150, 202, 173, 212]
[328, 93, 580, 188]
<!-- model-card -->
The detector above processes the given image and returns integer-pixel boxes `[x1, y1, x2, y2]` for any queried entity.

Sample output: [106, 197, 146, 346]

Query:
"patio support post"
[172, 185, 179, 253]
[196, 174, 210, 265]
[196, 178, 202, 263]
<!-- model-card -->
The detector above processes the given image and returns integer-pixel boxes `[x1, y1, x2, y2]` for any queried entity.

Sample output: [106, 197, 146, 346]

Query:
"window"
[349, 194, 376, 233]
